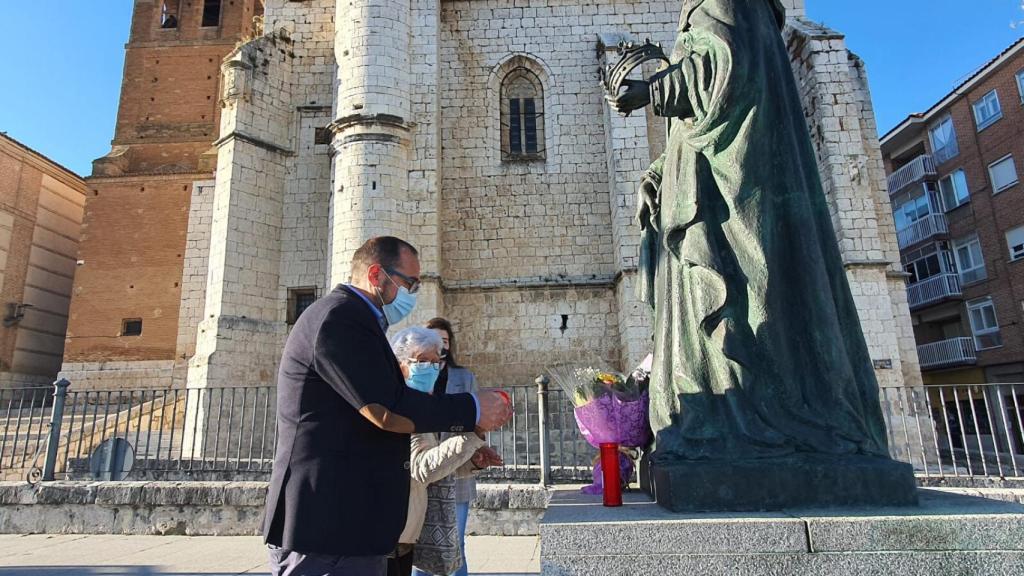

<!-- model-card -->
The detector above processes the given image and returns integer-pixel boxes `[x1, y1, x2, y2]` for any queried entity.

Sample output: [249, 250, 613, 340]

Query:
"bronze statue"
[604, 0, 917, 510]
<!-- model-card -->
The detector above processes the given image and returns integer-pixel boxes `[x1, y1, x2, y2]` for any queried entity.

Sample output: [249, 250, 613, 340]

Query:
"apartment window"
[967, 297, 1002, 350]
[972, 90, 1002, 131]
[121, 318, 143, 336]
[989, 155, 1019, 194]
[905, 255, 942, 284]
[1007, 225, 1024, 262]
[905, 250, 942, 282]
[501, 68, 545, 160]
[160, 1, 179, 28]
[893, 193, 932, 232]
[938, 169, 970, 211]
[287, 288, 317, 325]
[928, 115, 959, 164]
[1017, 69, 1024, 104]
[201, 0, 222, 27]
[903, 243, 954, 284]
[953, 235, 986, 285]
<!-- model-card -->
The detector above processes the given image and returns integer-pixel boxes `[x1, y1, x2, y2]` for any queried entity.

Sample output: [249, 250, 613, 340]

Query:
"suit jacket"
[262, 285, 478, 556]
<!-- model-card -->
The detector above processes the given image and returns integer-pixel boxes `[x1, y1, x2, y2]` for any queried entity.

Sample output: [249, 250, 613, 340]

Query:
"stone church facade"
[63, 0, 922, 402]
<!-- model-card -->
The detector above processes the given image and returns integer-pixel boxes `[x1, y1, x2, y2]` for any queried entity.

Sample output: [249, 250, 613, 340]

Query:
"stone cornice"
[125, 39, 239, 50]
[843, 259, 896, 269]
[443, 274, 617, 293]
[213, 131, 293, 155]
[85, 172, 213, 184]
[329, 113, 412, 133]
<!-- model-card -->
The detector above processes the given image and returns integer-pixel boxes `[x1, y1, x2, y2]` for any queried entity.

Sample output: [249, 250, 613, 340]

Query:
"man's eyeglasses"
[385, 268, 421, 294]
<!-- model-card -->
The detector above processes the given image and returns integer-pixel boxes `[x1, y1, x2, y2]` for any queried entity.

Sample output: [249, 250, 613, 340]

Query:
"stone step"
[540, 488, 1024, 575]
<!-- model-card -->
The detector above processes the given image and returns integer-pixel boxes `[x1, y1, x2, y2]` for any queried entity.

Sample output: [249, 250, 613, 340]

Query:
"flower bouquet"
[548, 363, 651, 496]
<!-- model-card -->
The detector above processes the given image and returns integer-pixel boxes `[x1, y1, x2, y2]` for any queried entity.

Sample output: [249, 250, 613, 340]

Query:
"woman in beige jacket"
[388, 327, 498, 576]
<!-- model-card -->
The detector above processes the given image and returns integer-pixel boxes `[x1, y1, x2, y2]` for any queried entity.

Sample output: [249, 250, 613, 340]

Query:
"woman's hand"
[471, 446, 503, 469]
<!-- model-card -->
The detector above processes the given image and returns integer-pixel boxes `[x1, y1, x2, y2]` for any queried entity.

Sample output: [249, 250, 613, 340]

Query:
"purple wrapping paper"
[573, 391, 650, 495]
[573, 390, 651, 449]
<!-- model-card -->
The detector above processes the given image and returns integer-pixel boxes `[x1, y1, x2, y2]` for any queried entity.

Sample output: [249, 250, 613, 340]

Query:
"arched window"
[501, 68, 545, 161]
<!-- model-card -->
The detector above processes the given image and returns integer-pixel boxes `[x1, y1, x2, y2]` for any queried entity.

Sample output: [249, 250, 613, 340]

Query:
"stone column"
[598, 34, 654, 371]
[330, 0, 412, 286]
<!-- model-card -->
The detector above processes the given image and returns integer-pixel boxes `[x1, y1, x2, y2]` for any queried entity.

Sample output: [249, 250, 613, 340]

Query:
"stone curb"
[0, 481, 554, 536]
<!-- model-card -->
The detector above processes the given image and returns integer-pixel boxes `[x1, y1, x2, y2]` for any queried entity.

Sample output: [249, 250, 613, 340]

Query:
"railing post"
[536, 374, 551, 486]
[42, 378, 70, 481]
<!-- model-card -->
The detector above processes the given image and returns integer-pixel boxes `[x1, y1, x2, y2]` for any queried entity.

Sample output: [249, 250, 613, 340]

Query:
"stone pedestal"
[540, 489, 1024, 575]
[640, 453, 918, 512]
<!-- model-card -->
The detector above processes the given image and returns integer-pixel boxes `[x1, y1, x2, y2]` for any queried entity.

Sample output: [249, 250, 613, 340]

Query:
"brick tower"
[62, 0, 263, 388]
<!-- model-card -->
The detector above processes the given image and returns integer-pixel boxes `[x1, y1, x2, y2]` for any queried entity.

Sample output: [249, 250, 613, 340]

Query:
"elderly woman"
[387, 327, 493, 576]
[421, 318, 502, 576]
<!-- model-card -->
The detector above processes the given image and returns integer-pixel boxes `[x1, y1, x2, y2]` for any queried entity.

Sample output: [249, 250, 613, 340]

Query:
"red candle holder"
[600, 442, 622, 507]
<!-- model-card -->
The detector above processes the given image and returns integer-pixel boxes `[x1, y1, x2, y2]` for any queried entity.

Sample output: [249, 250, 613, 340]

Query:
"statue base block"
[540, 489, 1024, 575]
[640, 453, 918, 512]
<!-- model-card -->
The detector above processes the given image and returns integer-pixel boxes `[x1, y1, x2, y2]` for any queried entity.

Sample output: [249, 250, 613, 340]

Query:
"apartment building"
[881, 38, 1024, 385]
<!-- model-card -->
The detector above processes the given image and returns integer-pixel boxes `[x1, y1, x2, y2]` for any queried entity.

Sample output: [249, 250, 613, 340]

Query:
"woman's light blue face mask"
[406, 361, 441, 393]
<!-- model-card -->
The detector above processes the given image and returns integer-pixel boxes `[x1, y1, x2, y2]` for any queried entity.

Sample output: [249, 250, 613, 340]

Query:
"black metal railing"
[477, 378, 592, 484]
[0, 378, 592, 483]
[0, 382, 277, 482]
[7, 379, 1020, 485]
[0, 385, 55, 482]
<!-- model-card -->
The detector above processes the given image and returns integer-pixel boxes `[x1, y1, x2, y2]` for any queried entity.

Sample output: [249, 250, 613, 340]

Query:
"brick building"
[0, 134, 87, 387]
[881, 38, 1024, 385]
[63, 0, 922, 409]
[62, 0, 264, 387]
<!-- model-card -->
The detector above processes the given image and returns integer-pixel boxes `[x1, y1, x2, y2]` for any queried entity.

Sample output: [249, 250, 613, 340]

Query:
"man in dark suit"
[263, 236, 512, 576]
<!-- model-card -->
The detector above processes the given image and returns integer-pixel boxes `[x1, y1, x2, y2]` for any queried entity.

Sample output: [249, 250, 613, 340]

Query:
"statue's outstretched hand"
[606, 79, 651, 117]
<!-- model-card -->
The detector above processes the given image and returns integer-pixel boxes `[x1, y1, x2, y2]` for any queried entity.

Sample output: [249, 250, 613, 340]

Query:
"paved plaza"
[0, 535, 540, 575]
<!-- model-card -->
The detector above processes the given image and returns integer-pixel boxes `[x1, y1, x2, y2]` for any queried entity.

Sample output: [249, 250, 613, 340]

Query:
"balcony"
[888, 154, 937, 196]
[917, 337, 977, 370]
[907, 273, 962, 310]
[897, 213, 948, 250]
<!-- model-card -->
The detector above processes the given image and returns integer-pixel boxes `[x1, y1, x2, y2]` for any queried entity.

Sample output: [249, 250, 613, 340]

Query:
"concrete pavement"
[0, 534, 540, 575]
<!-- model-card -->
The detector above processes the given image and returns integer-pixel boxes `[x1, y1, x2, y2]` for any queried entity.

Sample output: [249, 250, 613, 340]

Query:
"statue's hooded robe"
[640, 0, 890, 461]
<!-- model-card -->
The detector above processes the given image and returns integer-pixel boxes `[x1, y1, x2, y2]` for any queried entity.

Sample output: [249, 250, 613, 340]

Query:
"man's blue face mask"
[406, 361, 441, 393]
[377, 270, 417, 326]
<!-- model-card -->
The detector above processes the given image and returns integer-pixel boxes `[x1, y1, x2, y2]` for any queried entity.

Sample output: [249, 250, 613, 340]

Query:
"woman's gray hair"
[390, 326, 443, 362]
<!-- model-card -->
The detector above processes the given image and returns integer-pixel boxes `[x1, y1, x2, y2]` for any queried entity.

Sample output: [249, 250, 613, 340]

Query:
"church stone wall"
[444, 286, 621, 386]
[438, 0, 680, 385]
[439, 0, 682, 284]
[184, 33, 296, 394]
[179, 1, 336, 398]
[267, 0, 335, 309]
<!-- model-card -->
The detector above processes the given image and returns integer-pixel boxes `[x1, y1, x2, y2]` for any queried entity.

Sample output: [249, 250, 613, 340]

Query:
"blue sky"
[0, 1, 1021, 176]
